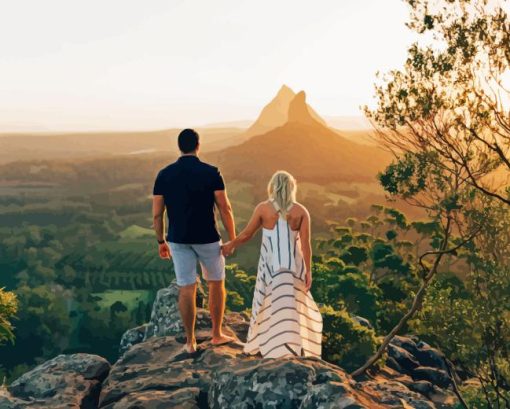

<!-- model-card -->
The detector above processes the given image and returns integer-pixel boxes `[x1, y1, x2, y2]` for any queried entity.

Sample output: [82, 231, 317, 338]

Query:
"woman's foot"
[211, 333, 237, 346]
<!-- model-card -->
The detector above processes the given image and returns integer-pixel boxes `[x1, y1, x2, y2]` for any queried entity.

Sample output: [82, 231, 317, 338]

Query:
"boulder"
[119, 324, 147, 356]
[360, 379, 436, 409]
[99, 334, 254, 408]
[389, 335, 459, 388]
[413, 346, 449, 372]
[100, 330, 452, 408]
[118, 280, 213, 355]
[6, 353, 110, 408]
[412, 367, 451, 389]
[388, 344, 420, 372]
[101, 387, 203, 409]
[391, 336, 421, 358]
[5, 277, 462, 408]
[399, 378, 455, 407]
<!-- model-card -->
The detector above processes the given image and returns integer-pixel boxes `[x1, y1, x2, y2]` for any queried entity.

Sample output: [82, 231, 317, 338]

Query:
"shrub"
[0, 288, 18, 346]
[320, 305, 380, 372]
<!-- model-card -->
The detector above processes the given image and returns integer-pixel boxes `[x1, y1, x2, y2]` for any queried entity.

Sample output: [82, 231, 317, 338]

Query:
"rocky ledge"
[0, 281, 461, 408]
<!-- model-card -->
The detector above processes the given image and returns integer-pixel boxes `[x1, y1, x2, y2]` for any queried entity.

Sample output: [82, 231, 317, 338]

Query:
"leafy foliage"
[320, 305, 381, 372]
[0, 288, 17, 346]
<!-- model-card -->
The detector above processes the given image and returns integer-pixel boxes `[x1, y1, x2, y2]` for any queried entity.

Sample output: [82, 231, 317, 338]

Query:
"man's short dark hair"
[178, 128, 199, 153]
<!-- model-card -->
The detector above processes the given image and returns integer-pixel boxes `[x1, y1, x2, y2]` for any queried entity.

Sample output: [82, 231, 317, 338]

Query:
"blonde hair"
[267, 170, 297, 217]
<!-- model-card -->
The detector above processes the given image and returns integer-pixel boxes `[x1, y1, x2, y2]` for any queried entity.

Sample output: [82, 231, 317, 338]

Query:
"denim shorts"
[168, 240, 225, 286]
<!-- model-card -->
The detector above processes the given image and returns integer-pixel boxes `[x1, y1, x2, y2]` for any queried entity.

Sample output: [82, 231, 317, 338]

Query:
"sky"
[0, 0, 418, 131]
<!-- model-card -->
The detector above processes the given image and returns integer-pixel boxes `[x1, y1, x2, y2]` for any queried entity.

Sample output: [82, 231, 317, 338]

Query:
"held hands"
[158, 242, 171, 260]
[221, 241, 236, 257]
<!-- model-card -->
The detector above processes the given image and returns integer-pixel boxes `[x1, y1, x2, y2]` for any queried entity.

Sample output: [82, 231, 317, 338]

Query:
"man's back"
[153, 155, 225, 244]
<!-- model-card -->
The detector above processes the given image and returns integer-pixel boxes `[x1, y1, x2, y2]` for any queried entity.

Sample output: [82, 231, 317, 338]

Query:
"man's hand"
[304, 271, 312, 292]
[221, 241, 235, 257]
[158, 242, 171, 260]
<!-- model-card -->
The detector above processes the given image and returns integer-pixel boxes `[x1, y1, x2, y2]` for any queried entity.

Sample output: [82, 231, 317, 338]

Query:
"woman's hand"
[304, 271, 312, 292]
[221, 241, 236, 257]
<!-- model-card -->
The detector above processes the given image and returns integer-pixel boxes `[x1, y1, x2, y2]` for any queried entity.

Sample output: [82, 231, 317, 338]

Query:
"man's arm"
[152, 195, 170, 259]
[214, 190, 236, 241]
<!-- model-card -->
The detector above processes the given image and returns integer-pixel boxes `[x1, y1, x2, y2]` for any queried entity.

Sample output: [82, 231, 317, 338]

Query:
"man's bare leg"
[178, 282, 197, 352]
[208, 280, 236, 345]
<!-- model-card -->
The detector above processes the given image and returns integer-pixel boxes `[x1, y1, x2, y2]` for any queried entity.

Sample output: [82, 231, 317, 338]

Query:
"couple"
[152, 128, 322, 358]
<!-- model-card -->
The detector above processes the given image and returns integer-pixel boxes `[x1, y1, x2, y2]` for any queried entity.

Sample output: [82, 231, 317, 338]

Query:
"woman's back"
[259, 199, 306, 231]
[244, 198, 322, 358]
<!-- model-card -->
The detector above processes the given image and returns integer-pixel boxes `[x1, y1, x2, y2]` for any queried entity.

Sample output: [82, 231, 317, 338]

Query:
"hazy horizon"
[1, 0, 418, 132]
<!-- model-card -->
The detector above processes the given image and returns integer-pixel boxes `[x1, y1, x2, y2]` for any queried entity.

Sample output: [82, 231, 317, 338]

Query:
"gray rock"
[119, 324, 148, 356]
[388, 344, 420, 372]
[101, 387, 203, 409]
[101, 326, 443, 409]
[412, 367, 451, 389]
[300, 379, 370, 409]
[0, 389, 39, 409]
[118, 279, 250, 357]
[386, 356, 404, 373]
[142, 280, 213, 340]
[99, 335, 253, 408]
[360, 379, 436, 409]
[7, 353, 110, 408]
[208, 355, 393, 409]
[399, 378, 453, 406]
[391, 335, 421, 357]
[6, 278, 459, 409]
[413, 346, 448, 372]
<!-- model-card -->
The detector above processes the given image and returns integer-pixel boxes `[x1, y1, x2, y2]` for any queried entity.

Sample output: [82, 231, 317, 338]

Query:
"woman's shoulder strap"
[269, 198, 281, 213]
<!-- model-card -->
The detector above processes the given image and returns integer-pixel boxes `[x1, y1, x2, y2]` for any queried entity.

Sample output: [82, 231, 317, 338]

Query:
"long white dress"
[243, 200, 323, 358]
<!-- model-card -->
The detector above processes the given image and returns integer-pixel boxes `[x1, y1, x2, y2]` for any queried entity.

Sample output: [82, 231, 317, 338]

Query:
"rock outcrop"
[0, 281, 460, 408]
[0, 353, 110, 408]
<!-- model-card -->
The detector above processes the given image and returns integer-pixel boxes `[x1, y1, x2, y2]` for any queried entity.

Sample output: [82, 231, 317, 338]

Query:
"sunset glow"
[0, 0, 418, 131]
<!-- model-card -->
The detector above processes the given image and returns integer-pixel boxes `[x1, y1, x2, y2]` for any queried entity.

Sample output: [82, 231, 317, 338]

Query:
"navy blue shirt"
[153, 155, 225, 244]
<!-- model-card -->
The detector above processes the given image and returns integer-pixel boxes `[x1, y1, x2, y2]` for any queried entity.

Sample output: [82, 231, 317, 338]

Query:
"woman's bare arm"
[299, 207, 312, 291]
[222, 204, 263, 256]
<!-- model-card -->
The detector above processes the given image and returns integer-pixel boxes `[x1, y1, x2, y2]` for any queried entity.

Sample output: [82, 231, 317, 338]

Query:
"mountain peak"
[244, 86, 327, 137]
[244, 85, 296, 137]
[276, 84, 294, 99]
[287, 91, 325, 127]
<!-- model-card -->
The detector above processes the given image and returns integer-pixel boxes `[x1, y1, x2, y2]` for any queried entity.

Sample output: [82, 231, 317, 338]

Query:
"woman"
[222, 170, 322, 358]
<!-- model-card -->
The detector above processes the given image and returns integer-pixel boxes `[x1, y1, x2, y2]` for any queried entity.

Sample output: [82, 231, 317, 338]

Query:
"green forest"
[1, 1, 510, 408]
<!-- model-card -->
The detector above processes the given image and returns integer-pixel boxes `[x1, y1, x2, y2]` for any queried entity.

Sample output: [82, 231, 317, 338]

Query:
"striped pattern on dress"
[243, 202, 323, 358]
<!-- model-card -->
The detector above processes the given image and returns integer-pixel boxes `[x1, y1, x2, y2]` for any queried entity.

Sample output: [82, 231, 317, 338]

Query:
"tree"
[411, 198, 510, 408]
[0, 285, 72, 373]
[352, 0, 509, 378]
[351, 151, 481, 377]
[366, 0, 510, 207]
[0, 288, 17, 346]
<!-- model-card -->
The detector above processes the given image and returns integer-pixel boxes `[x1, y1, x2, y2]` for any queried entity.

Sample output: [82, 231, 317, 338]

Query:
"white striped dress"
[243, 200, 323, 358]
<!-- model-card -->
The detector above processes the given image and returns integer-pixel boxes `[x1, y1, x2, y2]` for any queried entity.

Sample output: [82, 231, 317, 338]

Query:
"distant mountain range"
[207, 87, 391, 184]
[0, 85, 388, 187]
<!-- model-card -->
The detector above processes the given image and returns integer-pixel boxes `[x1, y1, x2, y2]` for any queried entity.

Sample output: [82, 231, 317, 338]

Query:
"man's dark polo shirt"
[153, 155, 225, 244]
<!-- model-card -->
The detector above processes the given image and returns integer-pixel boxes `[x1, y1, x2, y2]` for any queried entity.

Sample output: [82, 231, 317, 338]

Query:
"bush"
[321, 305, 380, 372]
[0, 288, 18, 346]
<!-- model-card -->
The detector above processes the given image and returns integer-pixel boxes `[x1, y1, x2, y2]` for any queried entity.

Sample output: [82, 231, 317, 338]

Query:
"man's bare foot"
[184, 338, 198, 353]
[211, 333, 236, 346]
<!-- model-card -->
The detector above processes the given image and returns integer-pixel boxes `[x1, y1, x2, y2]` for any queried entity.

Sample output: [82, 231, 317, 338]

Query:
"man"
[152, 128, 237, 353]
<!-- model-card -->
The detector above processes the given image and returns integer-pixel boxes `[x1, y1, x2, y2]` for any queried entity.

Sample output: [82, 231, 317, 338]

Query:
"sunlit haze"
[0, 0, 418, 131]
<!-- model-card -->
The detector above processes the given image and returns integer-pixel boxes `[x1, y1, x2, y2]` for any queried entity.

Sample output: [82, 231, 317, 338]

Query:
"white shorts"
[168, 240, 225, 286]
